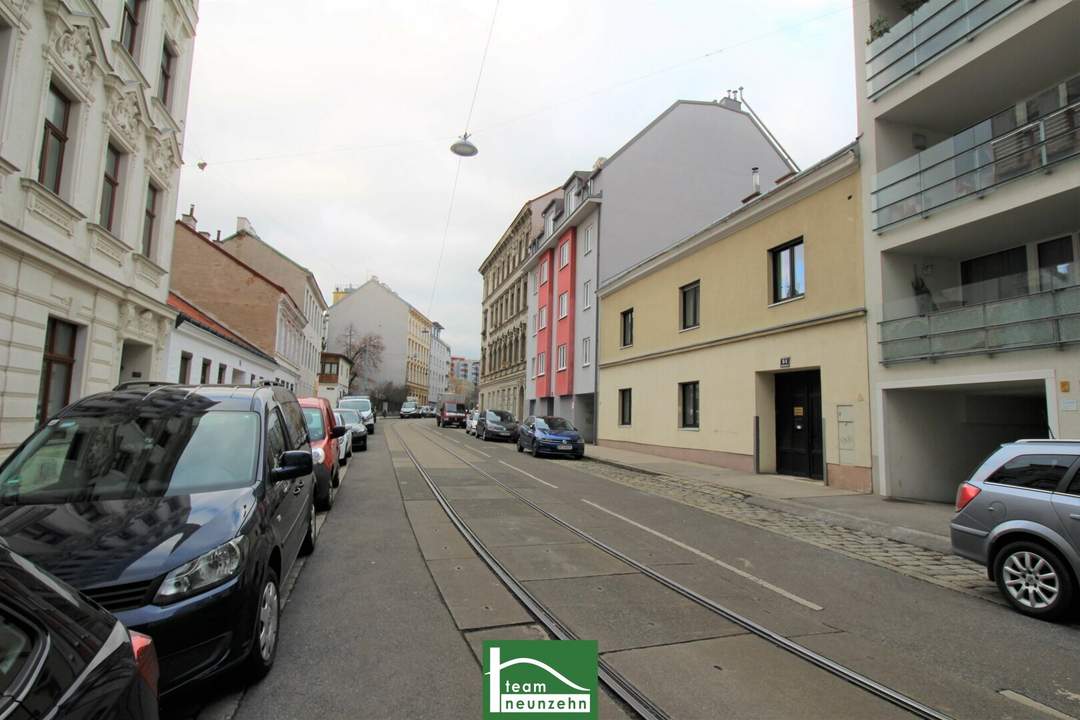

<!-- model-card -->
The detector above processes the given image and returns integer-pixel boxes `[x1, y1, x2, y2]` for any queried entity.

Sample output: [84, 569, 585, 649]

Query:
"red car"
[436, 401, 468, 428]
[299, 397, 346, 510]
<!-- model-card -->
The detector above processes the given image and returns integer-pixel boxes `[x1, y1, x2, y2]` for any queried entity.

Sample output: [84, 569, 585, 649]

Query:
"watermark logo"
[483, 640, 598, 719]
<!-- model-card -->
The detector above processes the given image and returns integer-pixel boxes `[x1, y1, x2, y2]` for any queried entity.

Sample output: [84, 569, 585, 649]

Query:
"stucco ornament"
[0, 0, 32, 24]
[146, 132, 180, 186]
[51, 24, 98, 93]
[107, 89, 145, 147]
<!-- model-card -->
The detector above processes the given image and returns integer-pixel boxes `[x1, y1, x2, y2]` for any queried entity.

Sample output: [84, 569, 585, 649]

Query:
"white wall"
[165, 322, 278, 386]
[326, 280, 409, 392]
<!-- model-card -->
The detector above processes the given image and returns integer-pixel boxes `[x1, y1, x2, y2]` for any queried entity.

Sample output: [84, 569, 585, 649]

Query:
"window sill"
[21, 179, 85, 236]
[620, 344, 633, 350]
[768, 294, 805, 309]
[679, 426, 701, 432]
[87, 224, 129, 267]
[618, 424, 631, 428]
[679, 324, 701, 334]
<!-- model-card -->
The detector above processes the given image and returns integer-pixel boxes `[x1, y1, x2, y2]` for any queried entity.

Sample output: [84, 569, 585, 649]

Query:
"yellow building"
[597, 143, 872, 491]
[406, 307, 433, 404]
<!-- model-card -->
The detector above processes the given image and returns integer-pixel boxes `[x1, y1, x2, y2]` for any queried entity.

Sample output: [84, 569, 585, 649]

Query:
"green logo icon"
[483, 640, 598, 718]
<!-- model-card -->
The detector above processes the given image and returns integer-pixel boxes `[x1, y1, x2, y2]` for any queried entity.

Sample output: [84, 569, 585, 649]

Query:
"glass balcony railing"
[865, 0, 1027, 98]
[879, 269, 1080, 363]
[872, 94, 1080, 231]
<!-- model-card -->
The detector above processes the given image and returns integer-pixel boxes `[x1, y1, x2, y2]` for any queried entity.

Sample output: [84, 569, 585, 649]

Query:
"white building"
[0, 0, 198, 457]
[855, 0, 1080, 500]
[165, 291, 278, 385]
[428, 322, 450, 403]
[317, 351, 351, 405]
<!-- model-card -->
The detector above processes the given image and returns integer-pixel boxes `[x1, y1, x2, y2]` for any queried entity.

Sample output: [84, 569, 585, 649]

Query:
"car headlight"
[155, 538, 244, 604]
[312, 447, 325, 464]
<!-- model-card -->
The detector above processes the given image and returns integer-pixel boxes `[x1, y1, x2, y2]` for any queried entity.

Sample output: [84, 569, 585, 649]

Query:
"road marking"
[581, 499, 824, 612]
[499, 460, 558, 489]
[999, 691, 1078, 720]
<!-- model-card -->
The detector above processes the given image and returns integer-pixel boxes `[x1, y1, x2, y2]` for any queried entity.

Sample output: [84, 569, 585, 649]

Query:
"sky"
[178, 0, 858, 359]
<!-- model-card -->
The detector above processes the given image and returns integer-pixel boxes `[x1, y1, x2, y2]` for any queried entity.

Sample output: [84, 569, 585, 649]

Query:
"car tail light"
[130, 630, 159, 696]
[955, 483, 981, 512]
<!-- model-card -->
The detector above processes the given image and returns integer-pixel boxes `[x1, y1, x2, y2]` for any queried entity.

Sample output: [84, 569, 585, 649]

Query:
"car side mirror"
[272, 450, 312, 482]
[331, 425, 346, 439]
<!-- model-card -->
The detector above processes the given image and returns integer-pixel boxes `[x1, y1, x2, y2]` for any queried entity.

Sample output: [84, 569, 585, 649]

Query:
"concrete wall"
[573, 206, 600, 396]
[326, 280, 409, 393]
[598, 101, 792, 284]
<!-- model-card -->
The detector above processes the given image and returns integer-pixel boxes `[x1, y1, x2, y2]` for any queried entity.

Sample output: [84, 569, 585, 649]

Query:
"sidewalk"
[586, 444, 955, 555]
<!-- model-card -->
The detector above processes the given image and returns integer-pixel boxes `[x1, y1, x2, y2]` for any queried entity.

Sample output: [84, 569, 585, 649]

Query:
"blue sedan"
[517, 416, 585, 458]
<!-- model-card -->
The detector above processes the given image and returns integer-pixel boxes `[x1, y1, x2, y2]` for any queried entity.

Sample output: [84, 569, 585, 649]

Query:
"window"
[537, 352, 546, 375]
[558, 292, 568, 318]
[121, 0, 143, 56]
[539, 306, 547, 329]
[582, 280, 592, 309]
[961, 246, 1027, 304]
[533, 270, 538, 294]
[680, 281, 700, 330]
[200, 358, 211, 384]
[557, 344, 567, 370]
[37, 318, 77, 425]
[560, 241, 570, 268]
[985, 454, 1074, 492]
[178, 352, 191, 382]
[530, 356, 535, 378]
[96, 144, 124, 231]
[771, 239, 805, 303]
[217, 364, 226, 384]
[1038, 236, 1074, 291]
[545, 214, 554, 235]
[619, 388, 632, 426]
[584, 225, 593, 254]
[38, 85, 70, 195]
[158, 43, 175, 106]
[540, 260, 549, 284]
[266, 409, 288, 465]
[582, 337, 591, 366]
[566, 188, 576, 214]
[620, 308, 633, 347]
[679, 381, 700, 429]
[142, 183, 158, 256]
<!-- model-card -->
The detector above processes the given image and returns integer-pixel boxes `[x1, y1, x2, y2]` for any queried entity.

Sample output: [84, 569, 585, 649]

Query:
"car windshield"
[302, 408, 326, 441]
[487, 411, 515, 423]
[444, 403, 462, 412]
[0, 411, 259, 504]
[338, 409, 361, 423]
[333, 412, 345, 425]
[402, 402, 417, 411]
[340, 398, 371, 413]
[536, 417, 574, 432]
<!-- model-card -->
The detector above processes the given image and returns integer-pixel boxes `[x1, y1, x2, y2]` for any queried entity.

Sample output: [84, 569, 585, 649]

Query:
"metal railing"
[879, 270, 1080, 363]
[872, 99, 1080, 230]
[865, 0, 1026, 98]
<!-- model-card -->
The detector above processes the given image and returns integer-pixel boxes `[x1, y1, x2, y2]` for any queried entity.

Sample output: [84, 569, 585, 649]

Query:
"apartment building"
[217, 217, 328, 396]
[524, 97, 797, 441]
[478, 189, 559, 417]
[327, 277, 439, 403]
[855, 0, 1080, 500]
[428, 322, 450, 404]
[598, 144, 871, 489]
[171, 220, 307, 390]
[166, 291, 279, 386]
[0, 0, 198, 456]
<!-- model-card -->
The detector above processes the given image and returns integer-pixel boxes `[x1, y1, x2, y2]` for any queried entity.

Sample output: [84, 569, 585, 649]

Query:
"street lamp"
[450, 133, 478, 158]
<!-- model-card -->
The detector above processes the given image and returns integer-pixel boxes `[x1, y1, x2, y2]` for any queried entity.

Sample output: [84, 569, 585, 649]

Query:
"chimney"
[180, 204, 197, 230]
[741, 167, 762, 204]
[718, 92, 742, 111]
[216, 229, 221, 242]
[236, 216, 255, 236]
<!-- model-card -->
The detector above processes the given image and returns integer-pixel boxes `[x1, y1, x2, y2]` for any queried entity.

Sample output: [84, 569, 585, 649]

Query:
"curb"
[583, 455, 669, 477]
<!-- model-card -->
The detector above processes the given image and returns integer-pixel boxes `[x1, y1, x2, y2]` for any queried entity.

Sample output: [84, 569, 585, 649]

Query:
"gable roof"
[168, 291, 276, 363]
[219, 228, 328, 310]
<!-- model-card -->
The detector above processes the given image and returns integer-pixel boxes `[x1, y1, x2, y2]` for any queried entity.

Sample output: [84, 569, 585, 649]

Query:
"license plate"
[558, 443, 572, 450]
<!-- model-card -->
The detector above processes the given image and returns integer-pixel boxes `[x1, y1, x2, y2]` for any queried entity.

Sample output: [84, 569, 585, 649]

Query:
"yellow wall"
[597, 163, 872, 488]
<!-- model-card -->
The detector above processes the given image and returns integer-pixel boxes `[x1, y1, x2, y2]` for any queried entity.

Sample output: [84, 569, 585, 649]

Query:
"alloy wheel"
[257, 580, 280, 662]
[1002, 550, 1060, 609]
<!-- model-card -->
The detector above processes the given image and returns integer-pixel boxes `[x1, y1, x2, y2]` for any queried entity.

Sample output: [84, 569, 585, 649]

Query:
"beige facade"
[598, 147, 873, 491]
[406, 306, 431, 404]
[479, 189, 559, 417]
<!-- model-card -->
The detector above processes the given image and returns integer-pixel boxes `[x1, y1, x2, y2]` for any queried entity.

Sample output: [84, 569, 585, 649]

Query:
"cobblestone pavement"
[575, 460, 1002, 604]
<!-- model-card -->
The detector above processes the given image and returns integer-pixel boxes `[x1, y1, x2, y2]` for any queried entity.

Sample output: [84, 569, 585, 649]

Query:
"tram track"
[395, 424, 954, 720]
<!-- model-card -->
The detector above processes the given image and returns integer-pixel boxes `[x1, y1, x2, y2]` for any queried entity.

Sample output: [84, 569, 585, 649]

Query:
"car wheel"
[245, 567, 280, 680]
[360, 438, 368, 452]
[368, 424, 375, 435]
[315, 472, 334, 511]
[300, 498, 317, 556]
[994, 541, 1075, 620]
[530, 442, 538, 458]
[517, 440, 523, 453]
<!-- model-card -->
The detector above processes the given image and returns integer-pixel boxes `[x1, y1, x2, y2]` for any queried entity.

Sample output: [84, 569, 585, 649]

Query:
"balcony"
[879, 270, 1080, 363]
[872, 80, 1080, 231]
[865, 0, 1029, 99]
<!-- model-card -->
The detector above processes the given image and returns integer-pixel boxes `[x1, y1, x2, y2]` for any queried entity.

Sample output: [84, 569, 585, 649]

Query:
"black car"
[476, 410, 519, 442]
[0, 543, 159, 719]
[516, 416, 585, 458]
[0, 384, 317, 694]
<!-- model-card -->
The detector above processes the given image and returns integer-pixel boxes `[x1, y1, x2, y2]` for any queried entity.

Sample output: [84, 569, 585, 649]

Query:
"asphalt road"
[161, 419, 1080, 720]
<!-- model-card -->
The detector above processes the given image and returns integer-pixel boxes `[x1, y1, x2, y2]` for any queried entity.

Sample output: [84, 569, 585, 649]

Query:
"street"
[162, 420, 1080, 720]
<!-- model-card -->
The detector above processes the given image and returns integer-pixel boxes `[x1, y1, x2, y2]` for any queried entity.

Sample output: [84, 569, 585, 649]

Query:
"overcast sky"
[178, 0, 857, 359]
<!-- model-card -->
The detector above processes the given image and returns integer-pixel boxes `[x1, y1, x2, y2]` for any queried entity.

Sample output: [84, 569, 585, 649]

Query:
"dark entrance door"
[775, 370, 823, 479]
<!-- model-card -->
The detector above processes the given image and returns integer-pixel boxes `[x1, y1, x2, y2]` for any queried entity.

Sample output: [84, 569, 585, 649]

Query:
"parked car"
[951, 440, 1080, 620]
[476, 410, 519, 442]
[465, 410, 479, 436]
[0, 543, 160, 719]
[299, 397, 346, 511]
[335, 408, 368, 451]
[517, 416, 585, 458]
[420, 405, 436, 418]
[338, 396, 376, 434]
[399, 401, 421, 419]
[0, 384, 318, 693]
[437, 401, 468, 428]
[332, 411, 353, 466]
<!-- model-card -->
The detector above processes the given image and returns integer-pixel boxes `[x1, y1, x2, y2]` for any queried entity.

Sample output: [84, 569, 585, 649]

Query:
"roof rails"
[1014, 438, 1080, 444]
[113, 381, 177, 392]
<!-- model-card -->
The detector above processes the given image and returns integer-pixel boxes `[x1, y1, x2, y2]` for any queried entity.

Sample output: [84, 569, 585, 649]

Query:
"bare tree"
[337, 325, 385, 393]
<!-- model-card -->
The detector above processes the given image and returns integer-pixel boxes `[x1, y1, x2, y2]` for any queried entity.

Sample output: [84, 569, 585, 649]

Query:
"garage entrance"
[883, 379, 1049, 501]
[775, 370, 823, 479]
